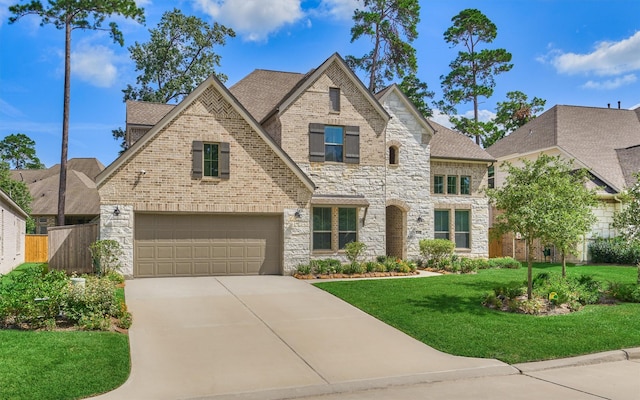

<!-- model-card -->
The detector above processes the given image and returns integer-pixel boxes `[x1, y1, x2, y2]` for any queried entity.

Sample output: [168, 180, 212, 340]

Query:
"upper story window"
[447, 176, 458, 194]
[488, 165, 495, 189]
[324, 126, 344, 162]
[433, 174, 472, 195]
[389, 146, 399, 165]
[192, 141, 230, 179]
[203, 143, 219, 177]
[460, 176, 471, 195]
[309, 123, 360, 164]
[434, 175, 444, 194]
[329, 87, 340, 112]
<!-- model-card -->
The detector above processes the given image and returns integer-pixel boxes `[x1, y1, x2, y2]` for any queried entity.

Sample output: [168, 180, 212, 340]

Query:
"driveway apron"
[94, 276, 513, 399]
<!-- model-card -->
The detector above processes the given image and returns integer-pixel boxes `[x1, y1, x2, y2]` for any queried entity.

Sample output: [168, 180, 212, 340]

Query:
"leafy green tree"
[0, 133, 45, 169]
[494, 91, 546, 134]
[0, 161, 34, 232]
[613, 173, 640, 283]
[439, 8, 513, 145]
[487, 155, 594, 298]
[398, 73, 433, 117]
[9, 0, 145, 226]
[346, 0, 420, 93]
[123, 8, 235, 104]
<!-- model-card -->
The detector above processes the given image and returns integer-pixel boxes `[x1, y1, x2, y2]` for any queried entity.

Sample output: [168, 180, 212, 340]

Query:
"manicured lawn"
[315, 264, 640, 364]
[0, 330, 130, 400]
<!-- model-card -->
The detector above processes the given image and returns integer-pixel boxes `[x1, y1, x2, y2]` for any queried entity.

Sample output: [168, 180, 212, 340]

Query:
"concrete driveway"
[94, 276, 514, 400]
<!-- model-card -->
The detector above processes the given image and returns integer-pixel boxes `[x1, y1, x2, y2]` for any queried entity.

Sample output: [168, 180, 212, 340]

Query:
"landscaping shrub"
[295, 264, 312, 275]
[89, 239, 124, 276]
[310, 258, 342, 275]
[607, 282, 640, 303]
[344, 241, 367, 265]
[343, 262, 365, 275]
[589, 237, 640, 265]
[64, 276, 121, 329]
[488, 257, 521, 269]
[419, 239, 454, 269]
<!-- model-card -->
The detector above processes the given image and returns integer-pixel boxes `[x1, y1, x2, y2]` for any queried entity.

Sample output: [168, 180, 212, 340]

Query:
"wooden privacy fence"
[25, 235, 48, 262]
[48, 223, 98, 274]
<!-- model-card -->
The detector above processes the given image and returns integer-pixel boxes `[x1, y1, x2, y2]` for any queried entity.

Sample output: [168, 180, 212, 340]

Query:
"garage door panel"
[134, 214, 282, 277]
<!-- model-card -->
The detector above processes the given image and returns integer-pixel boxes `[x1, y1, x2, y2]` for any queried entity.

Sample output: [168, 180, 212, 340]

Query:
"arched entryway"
[386, 205, 406, 259]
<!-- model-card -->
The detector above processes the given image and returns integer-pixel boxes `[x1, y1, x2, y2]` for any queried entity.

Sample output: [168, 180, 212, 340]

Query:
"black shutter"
[192, 141, 203, 178]
[219, 142, 230, 179]
[309, 123, 325, 162]
[344, 126, 360, 164]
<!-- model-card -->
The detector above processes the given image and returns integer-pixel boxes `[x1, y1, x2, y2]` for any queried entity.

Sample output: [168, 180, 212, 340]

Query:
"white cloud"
[0, 98, 24, 118]
[314, 0, 361, 20]
[462, 109, 496, 123]
[430, 110, 453, 128]
[193, 0, 304, 42]
[71, 42, 118, 88]
[545, 31, 640, 76]
[134, 0, 152, 6]
[582, 74, 637, 90]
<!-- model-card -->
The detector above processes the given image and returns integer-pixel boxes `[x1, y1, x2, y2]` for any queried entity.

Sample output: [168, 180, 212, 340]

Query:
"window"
[455, 210, 470, 248]
[192, 141, 230, 179]
[434, 210, 450, 240]
[488, 165, 495, 189]
[460, 176, 471, 195]
[338, 208, 357, 248]
[309, 124, 360, 164]
[313, 207, 332, 250]
[329, 87, 340, 112]
[203, 143, 219, 177]
[324, 126, 344, 162]
[434, 175, 444, 194]
[447, 176, 458, 194]
[389, 146, 398, 165]
[312, 207, 358, 251]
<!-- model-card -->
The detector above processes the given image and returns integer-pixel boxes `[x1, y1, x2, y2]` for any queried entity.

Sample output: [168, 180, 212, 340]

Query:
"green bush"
[89, 239, 124, 276]
[589, 237, 640, 265]
[310, 259, 342, 275]
[607, 283, 640, 302]
[532, 272, 603, 309]
[488, 257, 522, 269]
[295, 264, 312, 275]
[344, 241, 367, 265]
[419, 239, 454, 269]
[64, 276, 121, 327]
[343, 262, 365, 275]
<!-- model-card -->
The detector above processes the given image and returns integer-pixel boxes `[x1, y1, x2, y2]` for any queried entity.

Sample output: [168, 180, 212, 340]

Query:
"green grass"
[0, 330, 130, 400]
[315, 264, 640, 364]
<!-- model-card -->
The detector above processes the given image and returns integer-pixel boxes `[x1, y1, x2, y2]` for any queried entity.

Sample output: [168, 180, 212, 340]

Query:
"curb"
[513, 347, 640, 373]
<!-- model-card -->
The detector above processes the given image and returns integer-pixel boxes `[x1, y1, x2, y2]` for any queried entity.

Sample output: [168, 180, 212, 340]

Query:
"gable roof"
[126, 100, 176, 126]
[98, 74, 316, 191]
[375, 84, 435, 139]
[0, 188, 28, 219]
[486, 105, 640, 192]
[428, 120, 496, 163]
[229, 70, 307, 123]
[617, 144, 640, 186]
[10, 158, 104, 216]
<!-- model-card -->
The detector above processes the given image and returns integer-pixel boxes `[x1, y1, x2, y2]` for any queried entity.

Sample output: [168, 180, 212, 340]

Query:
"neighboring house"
[97, 53, 494, 278]
[0, 188, 28, 274]
[486, 104, 640, 261]
[11, 158, 104, 233]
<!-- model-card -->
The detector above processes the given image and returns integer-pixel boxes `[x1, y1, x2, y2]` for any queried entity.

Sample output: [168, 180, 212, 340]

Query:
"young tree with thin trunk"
[487, 155, 594, 298]
[9, 0, 145, 226]
[0, 133, 45, 169]
[613, 173, 640, 284]
[438, 8, 512, 145]
[346, 0, 420, 93]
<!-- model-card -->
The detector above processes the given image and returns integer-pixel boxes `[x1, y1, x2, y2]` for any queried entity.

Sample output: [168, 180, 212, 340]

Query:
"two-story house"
[97, 53, 494, 277]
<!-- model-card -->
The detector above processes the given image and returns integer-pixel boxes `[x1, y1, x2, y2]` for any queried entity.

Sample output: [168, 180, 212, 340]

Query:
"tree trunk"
[526, 238, 533, 299]
[562, 251, 566, 278]
[57, 20, 71, 226]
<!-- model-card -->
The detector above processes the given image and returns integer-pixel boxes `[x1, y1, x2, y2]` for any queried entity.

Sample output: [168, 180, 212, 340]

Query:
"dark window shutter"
[309, 123, 325, 162]
[219, 142, 230, 179]
[192, 141, 203, 179]
[329, 88, 340, 112]
[344, 126, 360, 164]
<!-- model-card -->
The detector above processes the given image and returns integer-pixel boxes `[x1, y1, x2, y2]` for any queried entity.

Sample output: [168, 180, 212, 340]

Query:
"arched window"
[389, 146, 399, 165]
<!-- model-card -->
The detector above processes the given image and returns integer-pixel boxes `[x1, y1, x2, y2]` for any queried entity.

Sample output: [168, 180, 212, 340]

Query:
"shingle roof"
[617, 145, 640, 186]
[486, 105, 640, 192]
[428, 120, 496, 162]
[10, 158, 104, 216]
[126, 100, 175, 126]
[229, 69, 307, 122]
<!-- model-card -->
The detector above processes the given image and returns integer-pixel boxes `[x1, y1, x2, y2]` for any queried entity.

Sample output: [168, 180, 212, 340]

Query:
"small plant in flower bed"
[294, 255, 417, 279]
[483, 272, 613, 315]
[0, 264, 130, 331]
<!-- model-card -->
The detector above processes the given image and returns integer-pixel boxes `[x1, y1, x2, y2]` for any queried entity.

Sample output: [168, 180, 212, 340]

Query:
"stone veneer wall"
[100, 204, 134, 277]
[381, 90, 432, 260]
[431, 161, 490, 257]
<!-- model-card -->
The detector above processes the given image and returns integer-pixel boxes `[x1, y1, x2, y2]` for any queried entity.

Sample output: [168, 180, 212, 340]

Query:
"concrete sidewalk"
[94, 276, 514, 400]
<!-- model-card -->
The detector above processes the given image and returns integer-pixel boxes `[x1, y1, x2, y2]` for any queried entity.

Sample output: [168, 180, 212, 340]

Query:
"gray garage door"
[134, 214, 282, 277]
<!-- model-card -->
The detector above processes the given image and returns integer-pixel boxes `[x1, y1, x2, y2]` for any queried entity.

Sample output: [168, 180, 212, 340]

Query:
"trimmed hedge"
[589, 237, 640, 265]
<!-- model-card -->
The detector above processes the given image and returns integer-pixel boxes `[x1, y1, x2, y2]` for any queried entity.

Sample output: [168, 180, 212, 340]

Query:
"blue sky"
[1, 0, 639, 167]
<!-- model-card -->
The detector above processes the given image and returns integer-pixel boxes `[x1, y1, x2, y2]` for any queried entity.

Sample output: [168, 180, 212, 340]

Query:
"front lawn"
[315, 264, 640, 364]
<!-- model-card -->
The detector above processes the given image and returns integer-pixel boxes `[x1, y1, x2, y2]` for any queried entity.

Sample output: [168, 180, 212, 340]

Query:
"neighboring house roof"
[617, 144, 640, 186]
[375, 84, 435, 141]
[229, 70, 307, 123]
[126, 100, 176, 126]
[428, 120, 496, 163]
[98, 74, 316, 191]
[10, 158, 104, 216]
[0, 188, 28, 219]
[486, 105, 640, 192]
